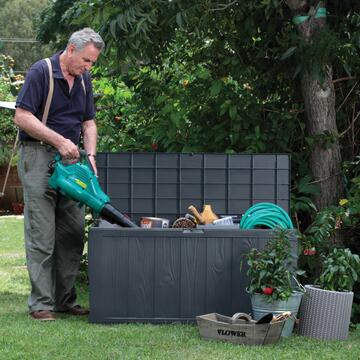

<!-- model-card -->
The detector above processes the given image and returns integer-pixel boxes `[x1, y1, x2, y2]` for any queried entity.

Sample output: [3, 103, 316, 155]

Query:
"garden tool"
[48, 150, 138, 228]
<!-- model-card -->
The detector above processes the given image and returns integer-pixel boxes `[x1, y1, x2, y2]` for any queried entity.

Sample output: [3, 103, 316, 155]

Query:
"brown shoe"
[66, 305, 89, 316]
[30, 310, 55, 321]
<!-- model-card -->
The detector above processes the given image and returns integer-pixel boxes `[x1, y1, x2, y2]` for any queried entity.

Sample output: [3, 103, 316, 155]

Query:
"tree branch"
[210, 0, 238, 12]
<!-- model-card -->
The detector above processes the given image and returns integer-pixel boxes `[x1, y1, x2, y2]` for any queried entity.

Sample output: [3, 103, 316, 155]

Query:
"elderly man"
[14, 28, 104, 321]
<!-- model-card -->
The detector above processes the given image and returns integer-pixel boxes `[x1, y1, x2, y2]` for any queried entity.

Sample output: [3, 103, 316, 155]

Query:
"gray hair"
[67, 28, 105, 52]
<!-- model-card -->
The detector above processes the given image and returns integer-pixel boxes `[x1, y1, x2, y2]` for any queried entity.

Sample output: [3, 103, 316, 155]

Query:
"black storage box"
[89, 153, 294, 323]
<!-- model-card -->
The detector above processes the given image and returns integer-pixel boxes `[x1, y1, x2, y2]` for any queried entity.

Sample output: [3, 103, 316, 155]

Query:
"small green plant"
[317, 247, 360, 292]
[244, 227, 304, 302]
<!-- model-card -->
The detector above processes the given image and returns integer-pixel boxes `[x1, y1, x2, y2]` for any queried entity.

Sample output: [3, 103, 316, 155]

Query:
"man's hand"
[57, 138, 80, 160]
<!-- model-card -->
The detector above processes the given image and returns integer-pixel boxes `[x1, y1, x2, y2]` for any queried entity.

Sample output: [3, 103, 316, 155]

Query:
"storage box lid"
[97, 152, 290, 223]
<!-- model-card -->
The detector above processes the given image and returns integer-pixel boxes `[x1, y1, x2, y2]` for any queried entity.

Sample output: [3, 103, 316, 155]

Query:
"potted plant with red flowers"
[244, 227, 305, 337]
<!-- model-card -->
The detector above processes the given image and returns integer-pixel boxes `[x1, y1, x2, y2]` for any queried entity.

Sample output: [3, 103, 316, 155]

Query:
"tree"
[36, 0, 360, 214]
[285, 0, 344, 210]
[0, 0, 50, 71]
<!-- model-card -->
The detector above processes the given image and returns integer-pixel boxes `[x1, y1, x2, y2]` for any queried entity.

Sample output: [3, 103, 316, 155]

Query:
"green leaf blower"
[48, 150, 138, 228]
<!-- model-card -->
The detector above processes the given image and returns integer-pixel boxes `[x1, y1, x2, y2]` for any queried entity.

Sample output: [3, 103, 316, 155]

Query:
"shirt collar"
[49, 51, 83, 82]
[50, 51, 64, 80]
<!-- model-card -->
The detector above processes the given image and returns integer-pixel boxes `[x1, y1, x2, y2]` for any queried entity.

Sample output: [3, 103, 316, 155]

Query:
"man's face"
[67, 43, 101, 76]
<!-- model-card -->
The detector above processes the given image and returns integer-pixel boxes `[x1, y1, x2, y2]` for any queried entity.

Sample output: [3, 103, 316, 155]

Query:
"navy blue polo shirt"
[16, 51, 95, 145]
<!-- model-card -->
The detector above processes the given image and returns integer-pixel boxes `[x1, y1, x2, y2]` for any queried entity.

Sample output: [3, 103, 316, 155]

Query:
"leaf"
[210, 80, 223, 97]
[170, 112, 181, 127]
[176, 12, 183, 28]
[110, 20, 117, 39]
[229, 105, 238, 120]
[281, 46, 297, 61]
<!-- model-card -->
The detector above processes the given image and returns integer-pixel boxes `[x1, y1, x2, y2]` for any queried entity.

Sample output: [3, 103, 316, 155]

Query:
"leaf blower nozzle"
[100, 203, 138, 228]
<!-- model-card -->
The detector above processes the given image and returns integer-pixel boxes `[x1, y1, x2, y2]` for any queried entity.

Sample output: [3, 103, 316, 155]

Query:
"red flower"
[151, 143, 158, 151]
[263, 287, 274, 295]
[303, 247, 316, 256]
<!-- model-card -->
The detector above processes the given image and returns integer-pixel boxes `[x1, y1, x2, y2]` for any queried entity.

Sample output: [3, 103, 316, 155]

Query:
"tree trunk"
[301, 69, 344, 209]
[286, 0, 344, 210]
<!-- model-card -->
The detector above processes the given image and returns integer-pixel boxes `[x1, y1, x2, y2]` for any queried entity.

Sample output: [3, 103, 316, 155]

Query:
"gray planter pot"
[251, 291, 303, 337]
[298, 285, 354, 340]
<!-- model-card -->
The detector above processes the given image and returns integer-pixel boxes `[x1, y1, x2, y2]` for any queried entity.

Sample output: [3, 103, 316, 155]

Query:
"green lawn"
[1, 216, 360, 360]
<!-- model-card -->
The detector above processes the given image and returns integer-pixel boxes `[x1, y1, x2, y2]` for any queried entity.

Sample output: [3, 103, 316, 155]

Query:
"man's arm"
[82, 119, 97, 174]
[14, 108, 79, 159]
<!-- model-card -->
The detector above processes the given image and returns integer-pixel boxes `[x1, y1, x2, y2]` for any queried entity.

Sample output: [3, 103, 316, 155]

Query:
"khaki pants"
[18, 143, 85, 313]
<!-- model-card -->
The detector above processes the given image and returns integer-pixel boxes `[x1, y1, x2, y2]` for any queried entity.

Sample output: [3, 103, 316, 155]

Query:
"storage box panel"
[179, 154, 204, 168]
[181, 169, 202, 183]
[133, 169, 154, 183]
[128, 238, 155, 317]
[229, 185, 251, 198]
[156, 153, 179, 168]
[133, 199, 154, 213]
[277, 170, 289, 184]
[229, 155, 252, 169]
[277, 185, 290, 199]
[204, 169, 227, 184]
[96, 152, 290, 222]
[105, 168, 130, 182]
[253, 170, 275, 184]
[253, 185, 275, 199]
[154, 237, 181, 317]
[253, 155, 276, 169]
[204, 154, 228, 168]
[88, 228, 298, 323]
[230, 170, 251, 184]
[205, 237, 232, 313]
[107, 184, 130, 197]
[180, 184, 202, 199]
[205, 185, 227, 199]
[277, 155, 290, 169]
[180, 237, 207, 317]
[88, 236, 130, 319]
[133, 153, 155, 168]
[156, 199, 179, 214]
[157, 169, 178, 183]
[157, 184, 178, 198]
[229, 200, 251, 214]
[132, 183, 154, 198]
[106, 153, 131, 167]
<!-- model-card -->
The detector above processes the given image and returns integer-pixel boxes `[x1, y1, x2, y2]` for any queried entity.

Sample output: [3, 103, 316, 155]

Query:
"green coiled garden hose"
[240, 202, 293, 229]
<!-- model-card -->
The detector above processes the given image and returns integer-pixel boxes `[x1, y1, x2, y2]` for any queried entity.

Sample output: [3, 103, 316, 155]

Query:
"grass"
[1, 217, 360, 360]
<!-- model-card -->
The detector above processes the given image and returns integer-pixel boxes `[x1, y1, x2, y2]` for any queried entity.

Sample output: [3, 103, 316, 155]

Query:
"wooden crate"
[196, 312, 284, 346]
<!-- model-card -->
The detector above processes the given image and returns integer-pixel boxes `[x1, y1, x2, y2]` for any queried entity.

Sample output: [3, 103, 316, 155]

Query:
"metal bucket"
[251, 291, 303, 337]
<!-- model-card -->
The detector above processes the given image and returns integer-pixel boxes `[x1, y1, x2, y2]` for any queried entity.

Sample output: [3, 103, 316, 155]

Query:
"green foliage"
[299, 206, 345, 252]
[36, 1, 360, 228]
[244, 227, 304, 302]
[93, 31, 303, 153]
[291, 175, 319, 221]
[0, 54, 20, 165]
[284, 27, 340, 84]
[93, 69, 157, 152]
[317, 247, 360, 292]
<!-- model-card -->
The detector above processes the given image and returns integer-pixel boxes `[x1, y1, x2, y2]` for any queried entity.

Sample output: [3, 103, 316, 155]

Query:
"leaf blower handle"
[100, 203, 139, 228]
[78, 149, 97, 175]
